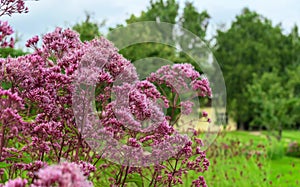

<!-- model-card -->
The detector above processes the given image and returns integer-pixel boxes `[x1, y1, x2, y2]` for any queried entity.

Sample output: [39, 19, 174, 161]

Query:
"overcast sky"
[2, 0, 300, 48]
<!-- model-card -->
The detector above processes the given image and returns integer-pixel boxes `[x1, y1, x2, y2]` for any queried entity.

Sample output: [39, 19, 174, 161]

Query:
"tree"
[177, 1, 211, 73]
[214, 8, 293, 130]
[246, 72, 296, 141]
[116, 0, 179, 64]
[286, 65, 300, 128]
[72, 12, 103, 41]
[180, 2, 210, 40]
[110, 0, 212, 74]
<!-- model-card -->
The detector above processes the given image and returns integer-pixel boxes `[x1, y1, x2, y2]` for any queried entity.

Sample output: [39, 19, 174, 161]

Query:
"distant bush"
[286, 141, 300, 158]
[0, 48, 27, 58]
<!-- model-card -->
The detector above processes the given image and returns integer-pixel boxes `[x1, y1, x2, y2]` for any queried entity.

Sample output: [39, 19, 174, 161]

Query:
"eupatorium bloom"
[2, 178, 27, 187]
[0, 21, 14, 48]
[0, 0, 28, 17]
[0, 23, 211, 186]
[31, 162, 93, 187]
[147, 63, 212, 97]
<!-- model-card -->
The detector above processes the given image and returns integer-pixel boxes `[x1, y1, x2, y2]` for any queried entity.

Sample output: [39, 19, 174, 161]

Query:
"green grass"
[269, 156, 300, 186]
[196, 130, 300, 187]
[109, 130, 300, 186]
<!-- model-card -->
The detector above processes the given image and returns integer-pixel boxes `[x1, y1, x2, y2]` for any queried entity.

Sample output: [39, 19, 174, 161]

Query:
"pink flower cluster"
[0, 0, 28, 17]
[0, 2, 212, 185]
[0, 21, 14, 48]
[147, 63, 212, 98]
[1, 162, 93, 187]
[0, 0, 30, 49]
[1, 31, 212, 186]
[32, 162, 93, 187]
[2, 178, 27, 187]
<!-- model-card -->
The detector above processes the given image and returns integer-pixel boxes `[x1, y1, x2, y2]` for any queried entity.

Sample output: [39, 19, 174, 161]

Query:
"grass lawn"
[269, 156, 300, 186]
[198, 130, 300, 187]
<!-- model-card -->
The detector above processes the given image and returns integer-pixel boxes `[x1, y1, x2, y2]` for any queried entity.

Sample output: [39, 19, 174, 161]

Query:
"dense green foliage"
[246, 72, 298, 140]
[0, 47, 26, 57]
[72, 13, 102, 41]
[214, 8, 300, 131]
[117, 0, 179, 64]
[112, 0, 211, 74]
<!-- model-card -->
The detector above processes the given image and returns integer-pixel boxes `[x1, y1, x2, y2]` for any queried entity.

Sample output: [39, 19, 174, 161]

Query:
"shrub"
[286, 141, 300, 158]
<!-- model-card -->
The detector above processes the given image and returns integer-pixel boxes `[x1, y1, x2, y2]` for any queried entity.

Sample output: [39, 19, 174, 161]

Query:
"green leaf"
[126, 177, 142, 186]
[126, 173, 150, 187]
[0, 162, 12, 168]
[1, 82, 12, 90]
[2, 168, 9, 183]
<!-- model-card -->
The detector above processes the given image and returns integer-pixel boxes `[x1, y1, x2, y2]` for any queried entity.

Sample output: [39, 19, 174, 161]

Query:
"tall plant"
[0, 1, 212, 186]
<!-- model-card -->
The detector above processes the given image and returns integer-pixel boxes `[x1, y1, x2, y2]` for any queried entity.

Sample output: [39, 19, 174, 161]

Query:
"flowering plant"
[0, 1, 212, 186]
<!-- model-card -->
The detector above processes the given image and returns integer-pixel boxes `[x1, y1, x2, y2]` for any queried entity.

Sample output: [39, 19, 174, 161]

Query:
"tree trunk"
[277, 124, 282, 141]
[238, 121, 244, 130]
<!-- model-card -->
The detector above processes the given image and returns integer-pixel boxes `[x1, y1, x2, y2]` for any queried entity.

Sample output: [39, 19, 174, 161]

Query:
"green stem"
[121, 166, 130, 187]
